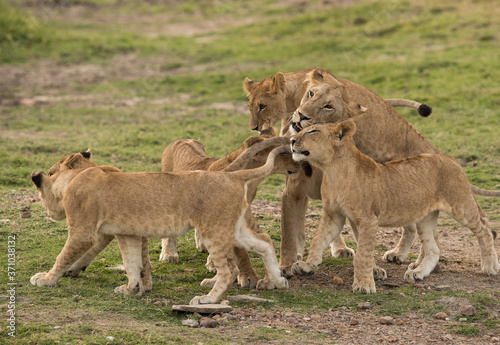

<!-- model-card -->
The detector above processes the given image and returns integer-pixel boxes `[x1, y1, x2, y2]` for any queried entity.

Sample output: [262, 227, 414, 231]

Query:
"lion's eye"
[259, 104, 266, 111]
[324, 104, 333, 109]
[308, 91, 314, 98]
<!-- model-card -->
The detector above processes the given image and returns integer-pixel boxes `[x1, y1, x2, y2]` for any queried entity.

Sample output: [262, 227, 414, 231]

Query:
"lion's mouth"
[291, 122, 303, 133]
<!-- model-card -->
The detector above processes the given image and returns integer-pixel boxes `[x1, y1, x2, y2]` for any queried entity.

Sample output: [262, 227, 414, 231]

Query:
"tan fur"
[290, 121, 499, 293]
[244, 68, 436, 276]
[243, 68, 430, 136]
[31, 147, 290, 304]
[159, 135, 297, 288]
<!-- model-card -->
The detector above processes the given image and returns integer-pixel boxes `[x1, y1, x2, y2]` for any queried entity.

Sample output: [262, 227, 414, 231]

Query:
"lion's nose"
[298, 112, 310, 121]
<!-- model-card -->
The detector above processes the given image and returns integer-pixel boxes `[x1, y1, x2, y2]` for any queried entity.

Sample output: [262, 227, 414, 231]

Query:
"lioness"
[160, 135, 298, 288]
[243, 68, 432, 136]
[31, 146, 289, 304]
[278, 67, 499, 277]
[290, 120, 499, 293]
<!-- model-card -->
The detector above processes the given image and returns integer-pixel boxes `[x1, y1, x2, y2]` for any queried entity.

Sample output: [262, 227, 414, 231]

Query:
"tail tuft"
[418, 104, 432, 117]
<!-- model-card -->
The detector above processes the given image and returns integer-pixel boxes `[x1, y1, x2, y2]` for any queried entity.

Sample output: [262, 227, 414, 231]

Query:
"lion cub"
[31, 146, 289, 304]
[290, 120, 499, 294]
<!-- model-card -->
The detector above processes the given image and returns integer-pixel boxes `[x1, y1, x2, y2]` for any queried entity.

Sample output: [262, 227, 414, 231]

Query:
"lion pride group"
[31, 67, 499, 304]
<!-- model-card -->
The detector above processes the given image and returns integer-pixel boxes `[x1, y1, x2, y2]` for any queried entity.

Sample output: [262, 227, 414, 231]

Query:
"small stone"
[284, 311, 295, 317]
[491, 337, 499, 343]
[436, 285, 450, 291]
[434, 312, 448, 320]
[357, 302, 372, 309]
[181, 319, 199, 328]
[0, 219, 10, 224]
[265, 312, 278, 318]
[303, 317, 311, 321]
[221, 300, 230, 305]
[350, 318, 359, 325]
[200, 317, 218, 328]
[379, 316, 394, 325]
[54, 326, 63, 329]
[106, 336, 114, 341]
[459, 318, 467, 322]
[460, 305, 476, 316]
[333, 276, 344, 285]
[397, 320, 404, 325]
[21, 211, 31, 218]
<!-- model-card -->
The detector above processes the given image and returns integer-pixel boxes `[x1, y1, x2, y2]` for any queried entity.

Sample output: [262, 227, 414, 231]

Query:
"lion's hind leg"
[114, 235, 147, 296]
[404, 211, 440, 281]
[141, 237, 152, 292]
[234, 221, 288, 291]
[31, 228, 95, 287]
[63, 233, 114, 277]
[383, 224, 417, 264]
[453, 199, 499, 275]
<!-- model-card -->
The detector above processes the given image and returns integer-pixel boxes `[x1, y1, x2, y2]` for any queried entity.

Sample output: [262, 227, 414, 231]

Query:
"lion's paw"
[189, 295, 216, 305]
[373, 266, 388, 280]
[332, 247, 355, 258]
[481, 259, 499, 276]
[280, 265, 295, 279]
[30, 272, 57, 287]
[352, 279, 376, 294]
[200, 277, 217, 288]
[114, 283, 142, 296]
[403, 268, 427, 282]
[256, 277, 288, 290]
[205, 256, 216, 273]
[382, 249, 406, 264]
[291, 261, 317, 276]
[237, 273, 260, 289]
[159, 252, 179, 263]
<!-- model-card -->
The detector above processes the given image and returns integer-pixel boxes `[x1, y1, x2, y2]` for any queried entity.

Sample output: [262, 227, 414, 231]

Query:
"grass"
[1, 0, 499, 343]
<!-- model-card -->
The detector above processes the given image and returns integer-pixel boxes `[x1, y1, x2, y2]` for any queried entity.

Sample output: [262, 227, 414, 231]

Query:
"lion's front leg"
[293, 211, 345, 276]
[234, 247, 260, 288]
[280, 178, 308, 277]
[114, 235, 147, 296]
[31, 230, 94, 287]
[352, 218, 378, 294]
[141, 237, 153, 292]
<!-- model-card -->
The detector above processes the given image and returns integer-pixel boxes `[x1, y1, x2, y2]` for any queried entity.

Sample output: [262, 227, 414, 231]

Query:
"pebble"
[357, 302, 372, 309]
[491, 337, 499, 343]
[333, 276, 344, 285]
[460, 305, 476, 316]
[200, 318, 218, 328]
[434, 312, 448, 320]
[21, 211, 31, 218]
[350, 318, 359, 326]
[181, 319, 199, 328]
[459, 318, 467, 322]
[106, 336, 114, 341]
[379, 316, 394, 325]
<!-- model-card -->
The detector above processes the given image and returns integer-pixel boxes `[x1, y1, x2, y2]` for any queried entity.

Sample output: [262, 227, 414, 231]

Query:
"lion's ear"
[80, 149, 92, 159]
[330, 120, 357, 141]
[309, 68, 339, 85]
[243, 77, 256, 96]
[66, 153, 87, 169]
[31, 170, 45, 189]
[272, 72, 285, 94]
[345, 102, 367, 117]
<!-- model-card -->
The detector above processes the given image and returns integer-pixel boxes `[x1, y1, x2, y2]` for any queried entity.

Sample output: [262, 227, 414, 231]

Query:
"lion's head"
[290, 120, 357, 176]
[243, 72, 287, 134]
[289, 68, 366, 134]
[48, 149, 96, 176]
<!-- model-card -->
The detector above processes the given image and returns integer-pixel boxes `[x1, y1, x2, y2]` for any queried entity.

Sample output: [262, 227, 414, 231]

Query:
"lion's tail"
[471, 184, 500, 197]
[384, 99, 432, 117]
[231, 145, 291, 185]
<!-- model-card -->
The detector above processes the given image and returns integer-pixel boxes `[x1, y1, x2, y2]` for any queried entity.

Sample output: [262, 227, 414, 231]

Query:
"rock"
[106, 336, 114, 341]
[460, 305, 476, 316]
[172, 304, 233, 314]
[459, 318, 467, 322]
[200, 317, 217, 328]
[221, 300, 230, 305]
[434, 312, 448, 320]
[397, 320, 404, 325]
[21, 211, 31, 218]
[0, 219, 10, 224]
[226, 295, 274, 304]
[333, 276, 343, 285]
[491, 337, 499, 343]
[357, 302, 372, 309]
[379, 316, 394, 325]
[181, 319, 199, 328]
[54, 326, 63, 329]
[436, 285, 450, 291]
[350, 318, 359, 325]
